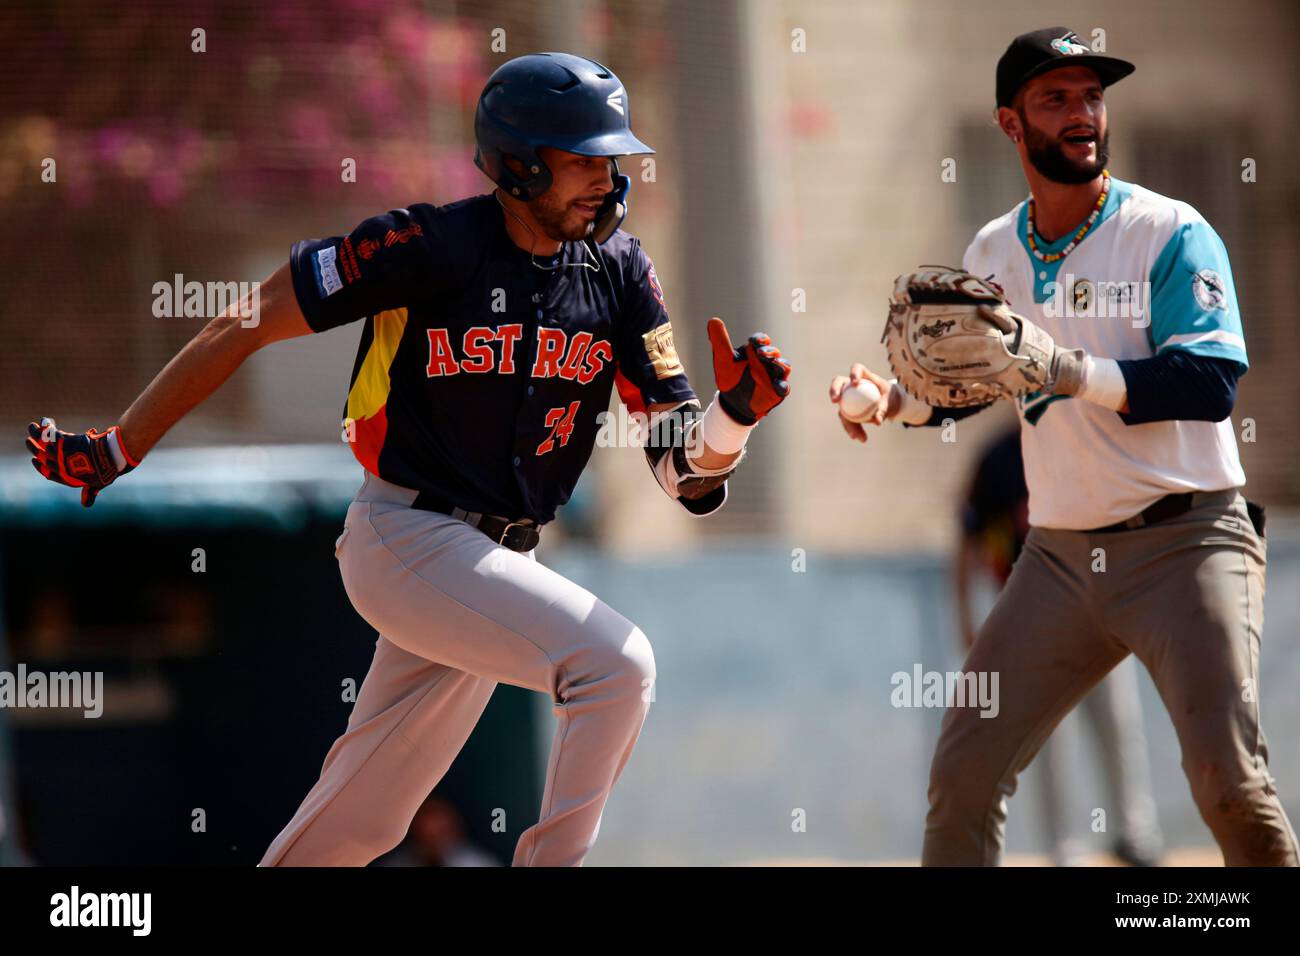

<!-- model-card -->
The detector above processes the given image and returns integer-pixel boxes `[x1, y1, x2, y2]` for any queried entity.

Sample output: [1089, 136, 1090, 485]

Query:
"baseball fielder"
[26, 52, 791, 866]
[832, 28, 1297, 866]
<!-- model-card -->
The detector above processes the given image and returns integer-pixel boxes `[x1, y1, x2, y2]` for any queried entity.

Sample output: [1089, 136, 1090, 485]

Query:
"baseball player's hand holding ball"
[829, 364, 898, 442]
[707, 317, 792, 425]
[25, 417, 138, 507]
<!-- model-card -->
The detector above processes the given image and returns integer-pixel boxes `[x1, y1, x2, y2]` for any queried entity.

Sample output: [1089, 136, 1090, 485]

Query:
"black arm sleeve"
[1117, 351, 1240, 425]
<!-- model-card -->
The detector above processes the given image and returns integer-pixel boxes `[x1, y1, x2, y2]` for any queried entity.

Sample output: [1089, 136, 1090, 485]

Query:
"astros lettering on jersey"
[290, 194, 705, 524]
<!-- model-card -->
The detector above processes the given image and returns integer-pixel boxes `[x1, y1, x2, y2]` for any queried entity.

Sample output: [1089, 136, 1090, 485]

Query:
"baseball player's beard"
[530, 193, 596, 242]
[1023, 122, 1110, 185]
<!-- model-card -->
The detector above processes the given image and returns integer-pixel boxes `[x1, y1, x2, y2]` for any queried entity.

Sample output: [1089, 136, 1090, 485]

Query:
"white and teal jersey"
[962, 177, 1248, 530]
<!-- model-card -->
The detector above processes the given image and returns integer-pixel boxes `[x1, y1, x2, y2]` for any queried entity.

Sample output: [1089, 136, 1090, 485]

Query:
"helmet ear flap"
[590, 169, 630, 245]
[474, 143, 552, 201]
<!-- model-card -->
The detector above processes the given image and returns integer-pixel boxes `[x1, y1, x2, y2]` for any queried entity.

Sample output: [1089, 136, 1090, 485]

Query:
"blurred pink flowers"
[0, 1, 486, 209]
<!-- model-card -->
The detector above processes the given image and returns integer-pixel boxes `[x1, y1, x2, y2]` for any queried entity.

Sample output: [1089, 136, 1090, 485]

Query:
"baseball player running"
[831, 28, 1297, 866]
[26, 52, 791, 866]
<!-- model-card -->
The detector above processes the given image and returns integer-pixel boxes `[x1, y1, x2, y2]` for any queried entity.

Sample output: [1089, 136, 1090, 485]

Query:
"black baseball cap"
[996, 27, 1135, 108]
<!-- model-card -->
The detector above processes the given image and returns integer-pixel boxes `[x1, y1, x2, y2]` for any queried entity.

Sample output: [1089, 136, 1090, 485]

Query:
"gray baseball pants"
[260, 472, 655, 867]
[923, 489, 1298, 866]
[1035, 658, 1163, 860]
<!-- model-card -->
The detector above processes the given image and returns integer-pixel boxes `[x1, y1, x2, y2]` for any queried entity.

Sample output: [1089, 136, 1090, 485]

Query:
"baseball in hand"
[838, 380, 883, 423]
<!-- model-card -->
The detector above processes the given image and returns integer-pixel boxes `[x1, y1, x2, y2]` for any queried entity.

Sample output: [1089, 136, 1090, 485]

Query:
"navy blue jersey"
[288, 194, 700, 523]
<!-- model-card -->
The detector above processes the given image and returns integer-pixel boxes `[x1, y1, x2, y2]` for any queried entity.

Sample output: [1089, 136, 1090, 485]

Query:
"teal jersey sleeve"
[1147, 219, 1248, 372]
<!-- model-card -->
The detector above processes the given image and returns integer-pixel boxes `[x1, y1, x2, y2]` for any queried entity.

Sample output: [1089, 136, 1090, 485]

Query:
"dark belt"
[1086, 491, 1198, 533]
[411, 490, 541, 552]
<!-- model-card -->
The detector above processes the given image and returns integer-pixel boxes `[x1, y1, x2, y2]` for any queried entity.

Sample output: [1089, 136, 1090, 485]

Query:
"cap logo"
[1050, 34, 1089, 56]
[606, 86, 625, 116]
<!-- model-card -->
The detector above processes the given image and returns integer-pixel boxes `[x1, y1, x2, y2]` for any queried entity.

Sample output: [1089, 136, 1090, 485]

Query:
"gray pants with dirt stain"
[923, 489, 1298, 866]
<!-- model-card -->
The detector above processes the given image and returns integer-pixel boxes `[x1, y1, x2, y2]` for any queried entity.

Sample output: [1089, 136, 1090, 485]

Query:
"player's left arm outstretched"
[26, 265, 313, 506]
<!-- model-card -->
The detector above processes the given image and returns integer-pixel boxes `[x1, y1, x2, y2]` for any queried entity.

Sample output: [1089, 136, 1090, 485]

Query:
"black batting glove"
[26, 418, 138, 507]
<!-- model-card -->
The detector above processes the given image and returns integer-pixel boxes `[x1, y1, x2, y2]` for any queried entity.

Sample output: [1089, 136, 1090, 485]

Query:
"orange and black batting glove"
[707, 317, 792, 425]
[26, 417, 139, 508]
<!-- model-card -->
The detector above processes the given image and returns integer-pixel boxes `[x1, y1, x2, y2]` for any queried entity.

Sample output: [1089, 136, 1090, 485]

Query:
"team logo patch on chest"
[1072, 278, 1094, 313]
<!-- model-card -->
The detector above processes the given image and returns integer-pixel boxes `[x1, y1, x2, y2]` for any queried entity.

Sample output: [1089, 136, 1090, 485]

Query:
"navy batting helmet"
[474, 52, 654, 243]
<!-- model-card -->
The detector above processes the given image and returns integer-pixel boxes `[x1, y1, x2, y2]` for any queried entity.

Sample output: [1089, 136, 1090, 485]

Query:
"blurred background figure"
[954, 426, 1164, 866]
[375, 796, 499, 868]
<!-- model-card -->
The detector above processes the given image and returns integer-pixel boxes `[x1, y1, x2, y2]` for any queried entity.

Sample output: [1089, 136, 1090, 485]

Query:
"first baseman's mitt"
[882, 266, 1083, 408]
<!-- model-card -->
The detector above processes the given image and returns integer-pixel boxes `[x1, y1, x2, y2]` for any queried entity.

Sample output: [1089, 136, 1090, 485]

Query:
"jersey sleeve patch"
[642, 323, 684, 381]
[312, 245, 344, 298]
[289, 206, 436, 334]
[647, 261, 666, 308]
[614, 245, 698, 407]
[1148, 220, 1248, 371]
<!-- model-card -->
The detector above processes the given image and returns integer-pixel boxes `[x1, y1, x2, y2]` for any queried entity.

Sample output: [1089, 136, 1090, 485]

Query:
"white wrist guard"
[1077, 355, 1128, 411]
[696, 392, 756, 456]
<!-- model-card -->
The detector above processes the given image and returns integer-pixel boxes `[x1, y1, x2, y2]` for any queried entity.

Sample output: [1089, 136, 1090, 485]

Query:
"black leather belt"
[1087, 492, 1197, 533]
[411, 490, 541, 552]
